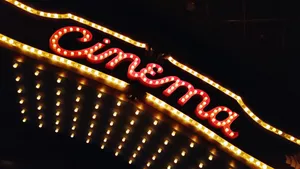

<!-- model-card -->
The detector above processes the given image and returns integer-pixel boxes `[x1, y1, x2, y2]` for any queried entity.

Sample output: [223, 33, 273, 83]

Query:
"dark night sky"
[1, 0, 300, 169]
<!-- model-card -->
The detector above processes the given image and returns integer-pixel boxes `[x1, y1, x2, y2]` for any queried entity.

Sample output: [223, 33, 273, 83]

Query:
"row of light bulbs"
[6, 0, 147, 49]
[14, 60, 28, 123]
[34, 68, 44, 128]
[86, 93, 102, 143]
[55, 75, 65, 133]
[128, 119, 160, 165]
[143, 130, 175, 168]
[115, 110, 140, 157]
[101, 101, 122, 149]
[70, 84, 84, 136]
[167, 56, 300, 146]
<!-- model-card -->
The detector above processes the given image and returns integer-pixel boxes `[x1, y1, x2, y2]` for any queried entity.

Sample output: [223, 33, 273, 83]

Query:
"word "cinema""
[49, 26, 239, 139]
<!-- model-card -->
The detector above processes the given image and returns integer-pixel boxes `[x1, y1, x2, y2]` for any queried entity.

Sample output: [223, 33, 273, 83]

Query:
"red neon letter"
[49, 26, 111, 63]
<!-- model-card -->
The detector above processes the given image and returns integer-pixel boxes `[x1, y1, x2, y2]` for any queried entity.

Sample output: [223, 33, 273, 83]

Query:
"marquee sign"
[1, 1, 300, 169]
[49, 26, 239, 139]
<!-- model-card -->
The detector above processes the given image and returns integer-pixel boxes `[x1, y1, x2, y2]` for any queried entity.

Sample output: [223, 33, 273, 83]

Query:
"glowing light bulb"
[34, 70, 40, 76]
[130, 120, 135, 125]
[174, 158, 178, 163]
[15, 76, 21, 82]
[19, 99, 24, 104]
[117, 101, 121, 106]
[37, 95, 41, 100]
[171, 131, 176, 136]
[199, 163, 203, 168]
[13, 63, 18, 68]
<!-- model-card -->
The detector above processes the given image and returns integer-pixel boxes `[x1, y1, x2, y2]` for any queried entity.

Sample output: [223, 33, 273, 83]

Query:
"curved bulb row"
[115, 110, 140, 156]
[0, 34, 129, 92]
[143, 130, 176, 168]
[129, 119, 159, 165]
[14, 60, 27, 123]
[86, 112, 97, 144]
[55, 76, 64, 133]
[86, 93, 102, 143]
[70, 84, 83, 136]
[6, 0, 147, 48]
[101, 103, 121, 149]
[145, 93, 271, 169]
[34, 68, 44, 128]
[167, 56, 300, 146]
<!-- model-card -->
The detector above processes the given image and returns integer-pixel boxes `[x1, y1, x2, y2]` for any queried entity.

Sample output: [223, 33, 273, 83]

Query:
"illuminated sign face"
[49, 26, 239, 139]
[2, 1, 300, 168]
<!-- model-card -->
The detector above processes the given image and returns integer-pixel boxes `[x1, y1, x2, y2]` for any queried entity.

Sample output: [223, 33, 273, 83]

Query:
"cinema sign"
[2, 1, 300, 168]
[49, 26, 239, 139]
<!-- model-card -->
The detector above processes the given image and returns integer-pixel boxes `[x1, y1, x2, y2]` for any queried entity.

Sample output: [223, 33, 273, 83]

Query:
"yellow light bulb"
[199, 163, 203, 168]
[117, 101, 121, 106]
[22, 118, 27, 122]
[171, 131, 176, 136]
[34, 70, 39, 76]
[13, 63, 18, 68]
[174, 158, 178, 163]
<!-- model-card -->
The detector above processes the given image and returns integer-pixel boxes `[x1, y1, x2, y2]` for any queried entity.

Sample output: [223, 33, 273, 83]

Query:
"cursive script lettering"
[49, 26, 239, 139]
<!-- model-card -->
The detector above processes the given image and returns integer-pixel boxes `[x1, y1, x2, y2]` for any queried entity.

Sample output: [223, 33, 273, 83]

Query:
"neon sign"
[49, 26, 239, 139]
